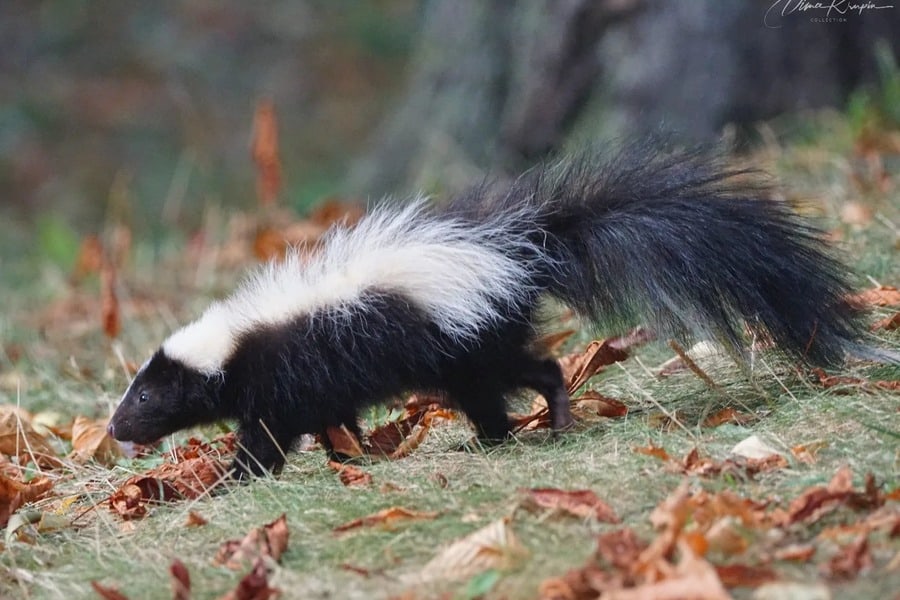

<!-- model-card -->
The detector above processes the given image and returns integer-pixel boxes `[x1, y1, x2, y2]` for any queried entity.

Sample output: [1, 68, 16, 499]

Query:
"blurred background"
[1, 0, 899, 261]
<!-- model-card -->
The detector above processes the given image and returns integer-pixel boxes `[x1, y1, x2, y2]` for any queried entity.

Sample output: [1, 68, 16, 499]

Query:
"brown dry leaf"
[574, 391, 628, 419]
[108, 457, 229, 519]
[523, 488, 619, 523]
[325, 425, 364, 458]
[170, 559, 191, 600]
[773, 544, 817, 563]
[386, 409, 452, 460]
[848, 284, 900, 307]
[215, 514, 289, 570]
[633, 444, 672, 463]
[251, 99, 282, 206]
[535, 329, 577, 354]
[810, 367, 900, 393]
[714, 563, 777, 588]
[100, 253, 120, 338]
[871, 312, 900, 331]
[0, 474, 53, 527]
[821, 534, 872, 580]
[70, 416, 121, 466]
[72, 234, 104, 281]
[218, 558, 280, 600]
[596, 528, 647, 571]
[780, 466, 882, 526]
[252, 226, 289, 262]
[306, 198, 366, 228]
[108, 483, 147, 520]
[605, 540, 731, 600]
[185, 511, 208, 527]
[420, 517, 528, 582]
[91, 581, 130, 600]
[333, 506, 438, 534]
[560, 328, 654, 394]
[0, 406, 62, 469]
[702, 408, 755, 428]
[790, 441, 828, 465]
[327, 461, 372, 488]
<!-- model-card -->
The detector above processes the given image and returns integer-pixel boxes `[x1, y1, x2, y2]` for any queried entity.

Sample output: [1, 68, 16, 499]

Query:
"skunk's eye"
[138, 391, 149, 403]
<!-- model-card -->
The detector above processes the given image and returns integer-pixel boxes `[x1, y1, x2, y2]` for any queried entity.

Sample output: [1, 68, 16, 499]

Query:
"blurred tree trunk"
[349, 0, 900, 197]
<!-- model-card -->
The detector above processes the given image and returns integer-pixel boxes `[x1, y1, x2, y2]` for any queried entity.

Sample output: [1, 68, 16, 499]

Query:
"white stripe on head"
[163, 198, 544, 374]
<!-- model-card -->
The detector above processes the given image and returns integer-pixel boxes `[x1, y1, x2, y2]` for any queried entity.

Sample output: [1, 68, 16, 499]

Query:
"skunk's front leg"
[231, 418, 291, 479]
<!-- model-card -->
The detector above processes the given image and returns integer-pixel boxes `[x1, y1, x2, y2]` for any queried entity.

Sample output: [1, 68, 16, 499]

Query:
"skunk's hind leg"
[517, 357, 574, 431]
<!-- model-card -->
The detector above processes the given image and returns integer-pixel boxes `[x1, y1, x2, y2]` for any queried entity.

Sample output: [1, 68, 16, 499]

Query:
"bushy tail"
[468, 142, 868, 366]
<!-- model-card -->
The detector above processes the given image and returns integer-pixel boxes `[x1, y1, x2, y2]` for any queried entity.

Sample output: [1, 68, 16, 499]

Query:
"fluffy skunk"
[108, 143, 872, 478]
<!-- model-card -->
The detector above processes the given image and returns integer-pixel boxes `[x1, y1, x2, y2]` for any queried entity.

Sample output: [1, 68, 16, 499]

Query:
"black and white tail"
[446, 142, 874, 366]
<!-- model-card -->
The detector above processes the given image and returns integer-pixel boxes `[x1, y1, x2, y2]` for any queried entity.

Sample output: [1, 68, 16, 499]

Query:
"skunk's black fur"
[108, 143, 876, 479]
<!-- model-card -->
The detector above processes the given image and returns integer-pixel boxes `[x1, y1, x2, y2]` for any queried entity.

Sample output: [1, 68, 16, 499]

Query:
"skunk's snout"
[106, 420, 116, 439]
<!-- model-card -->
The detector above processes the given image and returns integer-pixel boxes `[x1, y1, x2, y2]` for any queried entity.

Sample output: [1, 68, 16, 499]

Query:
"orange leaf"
[870, 311, 900, 331]
[71, 416, 121, 466]
[72, 235, 104, 281]
[90, 581, 130, 600]
[215, 514, 289, 570]
[848, 284, 900, 307]
[327, 461, 372, 488]
[714, 564, 777, 588]
[0, 474, 53, 527]
[634, 444, 672, 462]
[523, 488, 620, 523]
[325, 425, 364, 458]
[218, 558, 280, 600]
[170, 559, 191, 600]
[333, 506, 438, 533]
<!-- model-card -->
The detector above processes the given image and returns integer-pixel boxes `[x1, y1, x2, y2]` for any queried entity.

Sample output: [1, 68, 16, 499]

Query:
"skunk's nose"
[106, 421, 115, 438]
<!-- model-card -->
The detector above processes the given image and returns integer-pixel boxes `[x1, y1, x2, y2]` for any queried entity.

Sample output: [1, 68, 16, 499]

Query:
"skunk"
[108, 143, 873, 478]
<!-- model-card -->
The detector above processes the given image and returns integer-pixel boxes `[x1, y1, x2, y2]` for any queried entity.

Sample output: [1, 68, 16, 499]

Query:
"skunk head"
[108, 350, 221, 444]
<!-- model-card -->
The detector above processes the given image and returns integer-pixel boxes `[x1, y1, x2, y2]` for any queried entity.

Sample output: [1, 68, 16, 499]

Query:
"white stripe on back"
[163, 200, 542, 374]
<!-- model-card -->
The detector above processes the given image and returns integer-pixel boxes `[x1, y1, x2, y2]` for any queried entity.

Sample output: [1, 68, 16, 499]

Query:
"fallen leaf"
[333, 506, 438, 534]
[71, 416, 121, 466]
[170, 559, 191, 600]
[870, 312, 900, 331]
[821, 534, 872, 580]
[218, 558, 280, 600]
[185, 511, 208, 527]
[714, 563, 777, 588]
[0, 474, 53, 528]
[108, 457, 229, 519]
[731, 435, 782, 461]
[420, 517, 528, 582]
[773, 543, 817, 562]
[633, 444, 672, 462]
[702, 408, 755, 428]
[306, 198, 365, 228]
[522, 488, 619, 523]
[535, 329, 576, 354]
[91, 581, 130, 600]
[560, 328, 653, 394]
[215, 514, 289, 570]
[848, 284, 900, 307]
[791, 441, 828, 465]
[325, 425, 364, 458]
[327, 461, 372, 487]
[780, 466, 882, 526]
[0, 406, 62, 469]
[573, 391, 628, 419]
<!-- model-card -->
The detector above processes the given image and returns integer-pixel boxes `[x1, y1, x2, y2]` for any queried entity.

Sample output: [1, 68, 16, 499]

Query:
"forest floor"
[0, 112, 898, 599]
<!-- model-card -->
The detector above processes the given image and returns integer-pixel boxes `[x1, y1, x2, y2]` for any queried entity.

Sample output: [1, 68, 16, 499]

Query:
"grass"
[0, 112, 898, 599]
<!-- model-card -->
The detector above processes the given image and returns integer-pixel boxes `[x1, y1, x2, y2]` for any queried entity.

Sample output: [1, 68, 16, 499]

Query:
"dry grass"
[0, 113, 898, 599]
